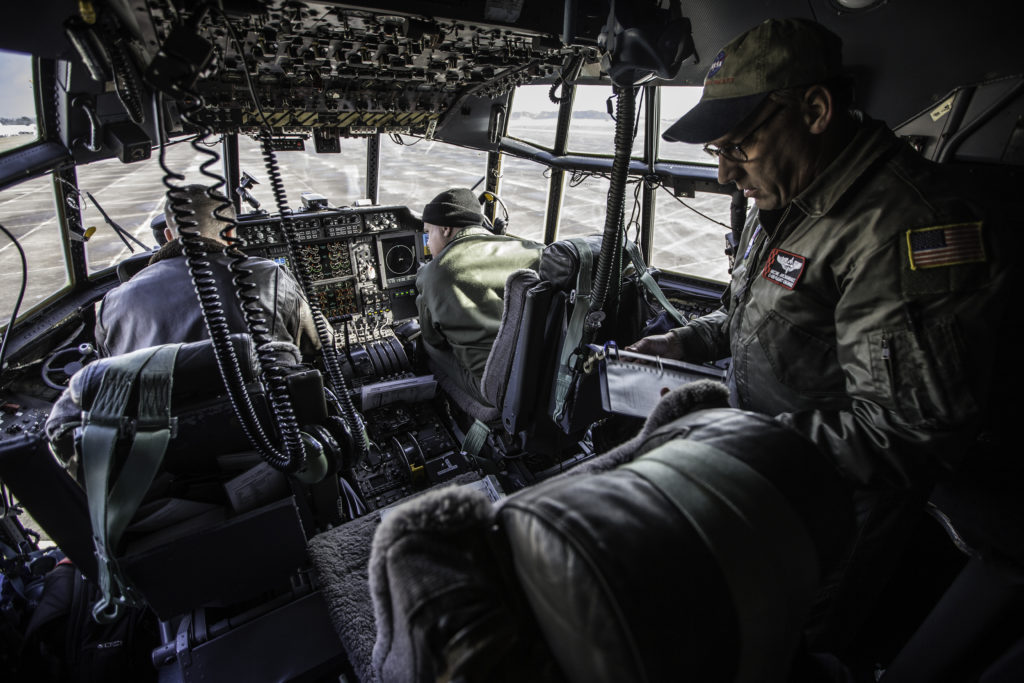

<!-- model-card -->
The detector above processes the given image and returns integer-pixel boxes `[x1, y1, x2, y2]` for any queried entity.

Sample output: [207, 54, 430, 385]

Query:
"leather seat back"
[496, 408, 853, 683]
[478, 236, 604, 443]
[368, 407, 854, 683]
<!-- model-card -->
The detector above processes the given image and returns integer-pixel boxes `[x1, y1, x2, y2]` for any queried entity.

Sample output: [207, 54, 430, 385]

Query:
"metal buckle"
[80, 410, 132, 436]
[135, 415, 179, 439]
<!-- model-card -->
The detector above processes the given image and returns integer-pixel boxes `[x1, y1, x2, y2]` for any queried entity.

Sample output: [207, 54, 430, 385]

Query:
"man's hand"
[625, 331, 685, 360]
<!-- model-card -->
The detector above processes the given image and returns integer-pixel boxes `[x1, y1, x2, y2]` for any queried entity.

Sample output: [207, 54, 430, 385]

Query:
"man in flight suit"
[415, 187, 543, 407]
[629, 18, 1019, 677]
[94, 184, 320, 357]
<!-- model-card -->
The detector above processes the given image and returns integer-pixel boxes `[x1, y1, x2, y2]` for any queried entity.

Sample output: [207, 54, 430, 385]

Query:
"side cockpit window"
[0, 173, 70, 324]
[78, 145, 194, 275]
[0, 49, 38, 152]
[1, 51, 69, 326]
[654, 87, 734, 281]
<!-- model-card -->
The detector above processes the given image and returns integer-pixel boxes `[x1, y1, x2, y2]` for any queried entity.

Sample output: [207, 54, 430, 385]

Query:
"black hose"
[157, 88, 304, 473]
[257, 132, 370, 456]
[587, 85, 636, 334]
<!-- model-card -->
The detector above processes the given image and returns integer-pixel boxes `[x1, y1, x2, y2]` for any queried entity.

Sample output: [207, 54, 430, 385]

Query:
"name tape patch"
[906, 222, 985, 270]
[762, 248, 806, 289]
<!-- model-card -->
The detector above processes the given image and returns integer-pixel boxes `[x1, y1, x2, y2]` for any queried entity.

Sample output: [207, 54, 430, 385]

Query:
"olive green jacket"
[416, 227, 543, 392]
[671, 117, 1013, 490]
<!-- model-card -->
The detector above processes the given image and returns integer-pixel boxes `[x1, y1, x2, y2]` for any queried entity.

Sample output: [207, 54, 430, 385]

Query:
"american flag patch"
[906, 222, 985, 270]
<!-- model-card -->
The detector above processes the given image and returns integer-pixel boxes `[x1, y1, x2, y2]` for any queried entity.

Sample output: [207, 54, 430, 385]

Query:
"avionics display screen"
[378, 233, 420, 287]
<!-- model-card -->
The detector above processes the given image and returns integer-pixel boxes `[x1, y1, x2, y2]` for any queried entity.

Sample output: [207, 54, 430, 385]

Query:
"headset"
[478, 191, 509, 235]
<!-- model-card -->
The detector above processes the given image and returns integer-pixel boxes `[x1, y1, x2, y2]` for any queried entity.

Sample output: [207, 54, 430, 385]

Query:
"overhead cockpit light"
[829, 0, 888, 12]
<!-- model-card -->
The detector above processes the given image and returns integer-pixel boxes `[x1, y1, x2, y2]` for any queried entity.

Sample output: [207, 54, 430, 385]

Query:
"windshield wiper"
[85, 191, 151, 253]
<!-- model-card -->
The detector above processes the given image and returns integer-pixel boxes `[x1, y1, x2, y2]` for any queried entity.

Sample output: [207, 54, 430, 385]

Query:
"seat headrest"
[538, 235, 603, 291]
[495, 407, 854, 683]
[44, 334, 268, 457]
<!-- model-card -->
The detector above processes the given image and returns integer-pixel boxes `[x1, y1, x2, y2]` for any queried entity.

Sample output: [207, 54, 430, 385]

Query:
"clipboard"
[588, 342, 726, 418]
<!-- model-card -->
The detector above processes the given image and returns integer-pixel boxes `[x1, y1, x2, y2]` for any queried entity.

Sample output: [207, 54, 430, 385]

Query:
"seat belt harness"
[623, 238, 688, 328]
[79, 344, 180, 623]
[552, 238, 594, 423]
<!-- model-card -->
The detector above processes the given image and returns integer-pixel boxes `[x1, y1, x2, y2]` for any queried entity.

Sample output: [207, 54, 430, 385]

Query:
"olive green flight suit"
[665, 116, 1018, 651]
[670, 117, 1011, 490]
[416, 226, 543, 404]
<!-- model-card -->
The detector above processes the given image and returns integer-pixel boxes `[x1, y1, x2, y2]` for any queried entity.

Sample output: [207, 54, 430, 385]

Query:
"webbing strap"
[81, 344, 180, 623]
[461, 418, 491, 459]
[623, 443, 818, 683]
[552, 238, 594, 422]
[105, 346, 179, 555]
[623, 238, 688, 328]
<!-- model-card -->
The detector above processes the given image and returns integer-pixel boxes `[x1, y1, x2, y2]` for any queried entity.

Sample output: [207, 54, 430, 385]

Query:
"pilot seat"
[4, 334, 354, 681]
[364, 396, 857, 683]
[429, 235, 621, 471]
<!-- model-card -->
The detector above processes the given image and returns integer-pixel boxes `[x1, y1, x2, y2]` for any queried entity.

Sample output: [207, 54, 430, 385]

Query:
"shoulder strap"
[623, 238, 688, 328]
[551, 237, 594, 423]
[80, 344, 180, 623]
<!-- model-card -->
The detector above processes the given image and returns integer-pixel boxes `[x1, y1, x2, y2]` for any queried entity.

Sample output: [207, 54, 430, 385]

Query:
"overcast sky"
[0, 49, 36, 119]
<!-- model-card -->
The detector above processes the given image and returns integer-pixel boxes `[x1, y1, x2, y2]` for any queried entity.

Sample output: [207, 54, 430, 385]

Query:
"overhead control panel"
[127, 1, 575, 138]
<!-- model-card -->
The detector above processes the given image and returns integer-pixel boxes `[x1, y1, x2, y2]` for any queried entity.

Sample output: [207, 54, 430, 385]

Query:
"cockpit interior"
[1, 1, 1022, 682]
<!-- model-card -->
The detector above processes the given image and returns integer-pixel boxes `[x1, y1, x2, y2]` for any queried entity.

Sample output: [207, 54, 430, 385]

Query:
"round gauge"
[385, 244, 415, 275]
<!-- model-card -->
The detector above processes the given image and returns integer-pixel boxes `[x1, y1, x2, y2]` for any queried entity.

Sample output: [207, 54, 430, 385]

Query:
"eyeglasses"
[703, 104, 785, 163]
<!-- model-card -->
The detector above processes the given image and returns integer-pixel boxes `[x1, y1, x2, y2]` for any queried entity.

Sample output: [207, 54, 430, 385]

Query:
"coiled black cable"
[549, 53, 584, 104]
[587, 85, 635, 334]
[257, 131, 371, 457]
[203, 2, 371, 459]
[194, 6, 308, 467]
[203, 155, 309, 469]
[157, 87, 305, 473]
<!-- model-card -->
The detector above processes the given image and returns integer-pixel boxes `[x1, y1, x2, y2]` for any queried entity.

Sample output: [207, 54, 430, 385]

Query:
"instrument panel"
[237, 204, 425, 344]
[235, 204, 474, 509]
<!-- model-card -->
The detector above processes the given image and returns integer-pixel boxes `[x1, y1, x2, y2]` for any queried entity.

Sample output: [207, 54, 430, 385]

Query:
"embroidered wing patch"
[762, 248, 806, 289]
[906, 222, 986, 270]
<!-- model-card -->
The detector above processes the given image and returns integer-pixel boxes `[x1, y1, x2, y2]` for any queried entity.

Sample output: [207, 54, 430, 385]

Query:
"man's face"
[424, 222, 449, 258]
[709, 99, 819, 211]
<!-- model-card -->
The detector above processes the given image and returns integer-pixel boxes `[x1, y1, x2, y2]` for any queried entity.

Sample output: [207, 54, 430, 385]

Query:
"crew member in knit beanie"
[415, 187, 542, 409]
[421, 188, 484, 258]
